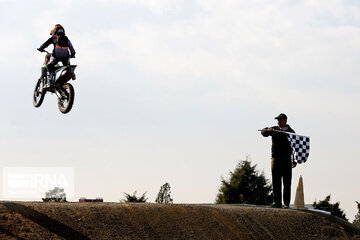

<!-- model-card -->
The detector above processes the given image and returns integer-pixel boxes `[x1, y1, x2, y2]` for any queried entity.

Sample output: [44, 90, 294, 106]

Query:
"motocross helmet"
[50, 24, 65, 37]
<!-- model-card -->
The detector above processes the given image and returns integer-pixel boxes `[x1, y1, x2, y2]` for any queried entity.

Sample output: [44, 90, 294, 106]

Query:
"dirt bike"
[33, 50, 77, 114]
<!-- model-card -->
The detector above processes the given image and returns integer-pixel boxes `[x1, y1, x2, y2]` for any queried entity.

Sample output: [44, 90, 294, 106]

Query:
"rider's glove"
[37, 48, 44, 52]
[70, 52, 76, 58]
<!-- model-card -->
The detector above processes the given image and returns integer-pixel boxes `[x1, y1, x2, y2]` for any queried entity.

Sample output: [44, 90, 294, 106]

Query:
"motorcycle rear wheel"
[33, 78, 45, 108]
[58, 83, 75, 114]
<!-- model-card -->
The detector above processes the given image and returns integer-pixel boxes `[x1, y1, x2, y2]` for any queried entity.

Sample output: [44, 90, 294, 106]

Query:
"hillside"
[0, 202, 359, 240]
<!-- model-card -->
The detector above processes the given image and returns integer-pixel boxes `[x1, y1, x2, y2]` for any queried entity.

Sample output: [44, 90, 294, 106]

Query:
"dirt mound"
[0, 202, 359, 240]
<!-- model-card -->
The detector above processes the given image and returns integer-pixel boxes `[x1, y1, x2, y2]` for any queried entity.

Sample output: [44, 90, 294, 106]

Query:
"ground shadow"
[0, 225, 27, 240]
[3, 202, 90, 240]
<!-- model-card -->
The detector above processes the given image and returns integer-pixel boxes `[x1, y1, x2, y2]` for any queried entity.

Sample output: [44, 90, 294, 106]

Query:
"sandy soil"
[0, 201, 359, 240]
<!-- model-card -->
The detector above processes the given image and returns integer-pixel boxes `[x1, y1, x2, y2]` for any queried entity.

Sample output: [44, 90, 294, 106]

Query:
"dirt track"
[0, 202, 359, 240]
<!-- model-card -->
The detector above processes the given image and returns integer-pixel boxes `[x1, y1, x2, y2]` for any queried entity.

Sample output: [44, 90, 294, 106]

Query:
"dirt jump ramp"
[0, 202, 359, 240]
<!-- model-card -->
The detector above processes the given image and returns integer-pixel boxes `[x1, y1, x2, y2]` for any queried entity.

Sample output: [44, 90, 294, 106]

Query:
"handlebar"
[37, 48, 50, 54]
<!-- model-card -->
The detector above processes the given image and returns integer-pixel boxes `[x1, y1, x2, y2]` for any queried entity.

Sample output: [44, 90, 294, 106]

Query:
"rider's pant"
[47, 56, 70, 74]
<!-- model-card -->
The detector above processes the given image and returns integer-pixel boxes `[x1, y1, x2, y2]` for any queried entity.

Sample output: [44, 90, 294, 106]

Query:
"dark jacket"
[39, 36, 75, 59]
[261, 125, 295, 159]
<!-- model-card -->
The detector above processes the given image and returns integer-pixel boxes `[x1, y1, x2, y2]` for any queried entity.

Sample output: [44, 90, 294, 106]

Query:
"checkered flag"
[286, 133, 310, 164]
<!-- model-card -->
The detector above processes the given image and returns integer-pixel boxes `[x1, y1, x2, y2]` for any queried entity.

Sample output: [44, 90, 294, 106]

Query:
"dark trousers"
[271, 157, 292, 206]
[47, 56, 70, 73]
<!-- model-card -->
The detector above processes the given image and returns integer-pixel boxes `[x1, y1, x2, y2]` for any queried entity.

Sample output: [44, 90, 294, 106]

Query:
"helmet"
[50, 24, 65, 37]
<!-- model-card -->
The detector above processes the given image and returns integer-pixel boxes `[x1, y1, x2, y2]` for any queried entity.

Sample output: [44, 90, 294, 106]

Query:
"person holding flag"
[261, 113, 296, 208]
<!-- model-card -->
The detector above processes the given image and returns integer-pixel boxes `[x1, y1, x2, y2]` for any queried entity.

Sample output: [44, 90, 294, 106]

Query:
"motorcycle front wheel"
[33, 78, 45, 108]
[58, 83, 75, 114]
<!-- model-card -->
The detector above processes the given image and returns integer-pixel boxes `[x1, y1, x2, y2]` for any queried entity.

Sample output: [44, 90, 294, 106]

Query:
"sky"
[1, 0, 360, 220]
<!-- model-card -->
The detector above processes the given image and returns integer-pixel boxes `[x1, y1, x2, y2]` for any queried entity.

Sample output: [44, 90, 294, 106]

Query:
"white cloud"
[99, 0, 178, 15]
[304, 0, 345, 19]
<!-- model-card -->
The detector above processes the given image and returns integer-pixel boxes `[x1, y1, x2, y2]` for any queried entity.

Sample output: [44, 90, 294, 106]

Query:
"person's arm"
[261, 128, 269, 137]
[68, 39, 76, 57]
[261, 126, 279, 137]
[38, 37, 54, 52]
[261, 127, 273, 137]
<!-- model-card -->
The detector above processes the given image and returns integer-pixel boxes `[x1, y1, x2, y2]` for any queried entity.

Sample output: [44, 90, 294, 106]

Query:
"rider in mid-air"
[37, 24, 76, 89]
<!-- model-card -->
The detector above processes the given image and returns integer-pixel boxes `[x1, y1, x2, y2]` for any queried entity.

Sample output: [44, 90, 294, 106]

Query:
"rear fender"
[55, 65, 77, 85]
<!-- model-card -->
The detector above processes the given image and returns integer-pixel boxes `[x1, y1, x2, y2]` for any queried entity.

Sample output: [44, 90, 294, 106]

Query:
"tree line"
[43, 182, 173, 204]
[42, 157, 360, 227]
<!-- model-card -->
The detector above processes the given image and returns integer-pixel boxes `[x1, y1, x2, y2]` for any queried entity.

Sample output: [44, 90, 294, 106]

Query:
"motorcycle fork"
[53, 87, 63, 99]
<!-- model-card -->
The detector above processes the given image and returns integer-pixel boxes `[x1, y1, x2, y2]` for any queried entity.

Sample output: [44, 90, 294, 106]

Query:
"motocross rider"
[37, 24, 76, 89]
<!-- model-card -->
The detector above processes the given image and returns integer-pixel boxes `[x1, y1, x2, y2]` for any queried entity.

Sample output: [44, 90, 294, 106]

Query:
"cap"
[275, 113, 287, 120]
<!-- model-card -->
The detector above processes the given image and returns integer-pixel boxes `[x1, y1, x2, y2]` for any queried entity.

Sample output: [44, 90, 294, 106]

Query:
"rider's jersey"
[39, 36, 75, 59]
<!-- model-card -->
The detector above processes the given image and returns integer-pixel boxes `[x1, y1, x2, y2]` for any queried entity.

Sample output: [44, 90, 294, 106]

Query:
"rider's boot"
[44, 73, 54, 89]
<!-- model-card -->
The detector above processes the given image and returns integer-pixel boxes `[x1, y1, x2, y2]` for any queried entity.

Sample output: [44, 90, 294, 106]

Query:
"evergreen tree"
[156, 182, 173, 204]
[353, 201, 360, 227]
[121, 191, 148, 203]
[215, 158, 273, 205]
[42, 187, 67, 202]
[313, 195, 347, 221]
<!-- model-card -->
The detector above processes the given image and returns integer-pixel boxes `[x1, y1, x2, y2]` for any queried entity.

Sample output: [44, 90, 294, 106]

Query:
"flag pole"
[258, 129, 309, 138]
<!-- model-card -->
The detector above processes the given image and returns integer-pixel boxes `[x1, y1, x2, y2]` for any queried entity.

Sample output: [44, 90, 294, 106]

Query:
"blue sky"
[1, 0, 360, 220]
